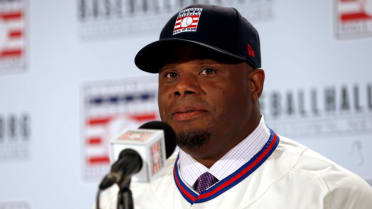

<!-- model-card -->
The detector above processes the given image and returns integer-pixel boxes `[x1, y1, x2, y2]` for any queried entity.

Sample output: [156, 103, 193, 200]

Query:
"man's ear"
[249, 69, 265, 101]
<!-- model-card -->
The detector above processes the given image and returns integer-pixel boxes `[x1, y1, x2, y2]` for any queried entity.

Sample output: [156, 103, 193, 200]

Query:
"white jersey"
[99, 132, 372, 209]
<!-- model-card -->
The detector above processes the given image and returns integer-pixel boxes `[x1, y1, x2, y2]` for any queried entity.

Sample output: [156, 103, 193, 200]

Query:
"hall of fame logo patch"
[82, 77, 159, 180]
[0, 0, 27, 74]
[335, 0, 372, 39]
[173, 8, 202, 35]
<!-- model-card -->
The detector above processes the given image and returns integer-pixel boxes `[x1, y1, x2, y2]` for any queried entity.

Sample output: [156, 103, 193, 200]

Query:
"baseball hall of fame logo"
[173, 8, 202, 35]
[78, 0, 274, 40]
[82, 77, 159, 180]
[335, 0, 372, 39]
[0, 113, 31, 161]
[0, 0, 27, 74]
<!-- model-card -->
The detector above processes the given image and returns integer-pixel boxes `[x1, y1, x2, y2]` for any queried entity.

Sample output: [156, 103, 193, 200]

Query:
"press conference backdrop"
[0, 0, 371, 209]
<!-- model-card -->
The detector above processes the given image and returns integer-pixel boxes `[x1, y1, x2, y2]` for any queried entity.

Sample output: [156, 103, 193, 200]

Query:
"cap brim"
[134, 38, 250, 73]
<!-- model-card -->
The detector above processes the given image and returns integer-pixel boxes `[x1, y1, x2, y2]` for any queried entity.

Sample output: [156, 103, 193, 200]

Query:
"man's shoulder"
[276, 136, 365, 182]
[275, 136, 337, 174]
[274, 136, 372, 201]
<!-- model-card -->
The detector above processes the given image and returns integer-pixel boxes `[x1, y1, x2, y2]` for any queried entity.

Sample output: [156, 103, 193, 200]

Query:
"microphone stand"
[117, 178, 134, 209]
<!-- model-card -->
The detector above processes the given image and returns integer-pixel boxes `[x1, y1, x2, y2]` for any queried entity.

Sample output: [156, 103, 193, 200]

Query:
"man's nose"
[173, 74, 201, 96]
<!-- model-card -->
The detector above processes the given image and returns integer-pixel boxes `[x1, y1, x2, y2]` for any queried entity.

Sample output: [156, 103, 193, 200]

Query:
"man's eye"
[164, 71, 178, 79]
[200, 68, 216, 75]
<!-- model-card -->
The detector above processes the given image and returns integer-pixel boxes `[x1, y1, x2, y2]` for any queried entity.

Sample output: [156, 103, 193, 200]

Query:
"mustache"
[167, 99, 210, 115]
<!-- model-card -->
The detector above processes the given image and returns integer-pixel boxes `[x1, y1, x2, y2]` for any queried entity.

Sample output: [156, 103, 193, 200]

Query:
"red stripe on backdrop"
[87, 137, 102, 145]
[339, 0, 358, 2]
[0, 49, 23, 58]
[9, 30, 23, 39]
[0, 11, 23, 21]
[87, 117, 111, 126]
[88, 156, 110, 164]
[129, 113, 156, 121]
[88, 113, 156, 126]
[341, 12, 371, 21]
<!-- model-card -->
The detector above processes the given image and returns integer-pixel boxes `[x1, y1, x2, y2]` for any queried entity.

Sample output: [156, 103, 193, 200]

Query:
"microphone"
[139, 121, 177, 159]
[98, 149, 143, 190]
[99, 121, 177, 190]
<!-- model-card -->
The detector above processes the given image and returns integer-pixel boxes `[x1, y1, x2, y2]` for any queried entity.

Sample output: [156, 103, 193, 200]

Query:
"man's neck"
[178, 115, 270, 187]
[181, 115, 262, 168]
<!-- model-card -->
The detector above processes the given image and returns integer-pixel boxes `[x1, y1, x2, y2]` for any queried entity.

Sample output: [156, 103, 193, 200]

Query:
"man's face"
[157, 47, 261, 160]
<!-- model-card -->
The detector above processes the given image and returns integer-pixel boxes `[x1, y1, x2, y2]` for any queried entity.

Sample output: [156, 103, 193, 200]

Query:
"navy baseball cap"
[135, 4, 261, 73]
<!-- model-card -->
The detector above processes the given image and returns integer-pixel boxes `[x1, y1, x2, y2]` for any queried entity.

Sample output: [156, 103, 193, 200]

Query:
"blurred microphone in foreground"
[96, 121, 177, 209]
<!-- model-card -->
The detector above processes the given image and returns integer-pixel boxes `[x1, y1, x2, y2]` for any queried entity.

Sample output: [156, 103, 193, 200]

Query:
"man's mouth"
[172, 108, 208, 121]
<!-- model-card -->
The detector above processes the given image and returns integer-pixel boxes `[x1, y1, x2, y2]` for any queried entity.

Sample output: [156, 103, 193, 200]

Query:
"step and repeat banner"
[0, 0, 371, 209]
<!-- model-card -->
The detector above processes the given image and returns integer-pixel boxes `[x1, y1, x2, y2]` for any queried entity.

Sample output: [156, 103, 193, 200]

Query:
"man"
[101, 4, 372, 209]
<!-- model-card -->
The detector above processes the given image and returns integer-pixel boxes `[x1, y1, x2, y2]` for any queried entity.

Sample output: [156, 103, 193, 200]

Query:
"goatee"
[176, 130, 211, 149]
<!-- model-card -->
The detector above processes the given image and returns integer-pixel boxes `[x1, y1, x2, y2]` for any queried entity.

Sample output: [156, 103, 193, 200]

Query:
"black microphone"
[99, 149, 143, 190]
[99, 121, 176, 190]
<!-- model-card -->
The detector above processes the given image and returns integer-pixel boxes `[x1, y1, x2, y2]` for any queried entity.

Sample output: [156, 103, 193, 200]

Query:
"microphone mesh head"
[139, 121, 177, 158]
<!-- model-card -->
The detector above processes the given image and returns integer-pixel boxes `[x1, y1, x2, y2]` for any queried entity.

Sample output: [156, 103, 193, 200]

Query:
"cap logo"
[173, 8, 203, 35]
[247, 44, 255, 57]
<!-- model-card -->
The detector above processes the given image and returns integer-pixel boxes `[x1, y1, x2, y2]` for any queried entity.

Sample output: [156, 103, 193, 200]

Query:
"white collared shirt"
[178, 116, 271, 188]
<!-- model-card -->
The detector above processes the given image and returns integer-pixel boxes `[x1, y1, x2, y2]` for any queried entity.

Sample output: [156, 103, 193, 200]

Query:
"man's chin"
[176, 130, 211, 150]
